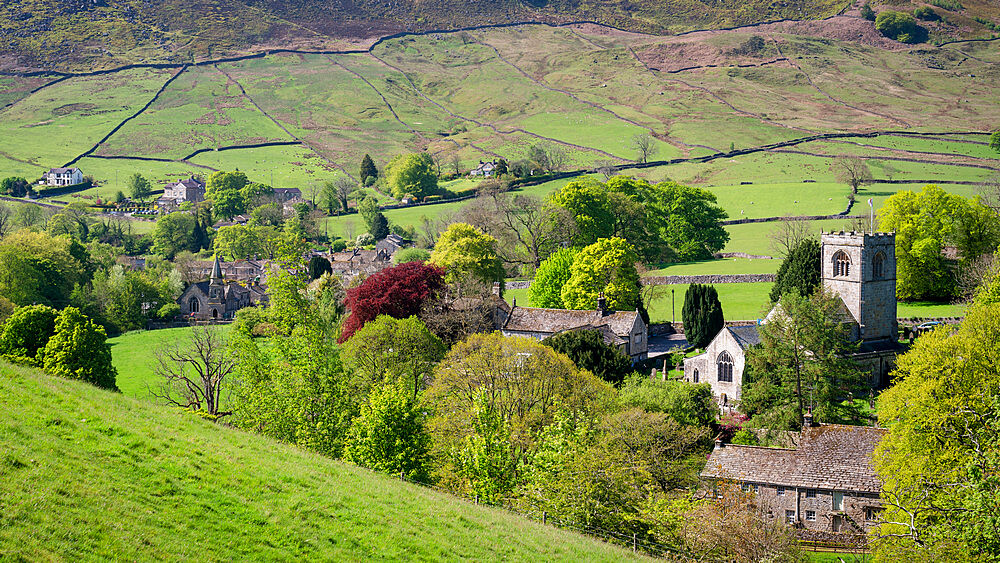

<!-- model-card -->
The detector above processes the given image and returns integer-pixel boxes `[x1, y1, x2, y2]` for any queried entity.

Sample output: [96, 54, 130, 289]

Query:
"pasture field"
[109, 326, 232, 399]
[645, 259, 780, 276]
[0, 362, 636, 561]
[2, 25, 998, 198]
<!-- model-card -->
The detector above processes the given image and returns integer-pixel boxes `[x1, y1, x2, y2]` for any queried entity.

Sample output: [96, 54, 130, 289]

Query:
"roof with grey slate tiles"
[728, 325, 761, 350]
[702, 424, 887, 493]
[502, 306, 641, 337]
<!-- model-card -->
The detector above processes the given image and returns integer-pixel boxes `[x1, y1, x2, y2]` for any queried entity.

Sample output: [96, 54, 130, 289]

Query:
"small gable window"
[833, 250, 851, 277]
[717, 351, 734, 383]
[873, 251, 886, 279]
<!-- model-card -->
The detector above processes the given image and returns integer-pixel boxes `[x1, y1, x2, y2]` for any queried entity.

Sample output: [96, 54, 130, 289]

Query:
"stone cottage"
[158, 177, 205, 208]
[500, 295, 648, 363]
[684, 231, 903, 406]
[701, 415, 886, 534]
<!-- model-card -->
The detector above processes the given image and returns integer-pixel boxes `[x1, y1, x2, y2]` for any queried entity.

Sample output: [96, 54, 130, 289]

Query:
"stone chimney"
[597, 292, 608, 316]
[803, 407, 817, 429]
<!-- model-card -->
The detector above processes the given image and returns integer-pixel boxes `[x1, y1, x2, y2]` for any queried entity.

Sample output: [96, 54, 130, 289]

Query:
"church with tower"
[682, 231, 904, 409]
[177, 256, 267, 321]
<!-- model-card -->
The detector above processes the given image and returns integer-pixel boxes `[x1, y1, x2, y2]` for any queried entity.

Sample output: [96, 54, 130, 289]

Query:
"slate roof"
[702, 424, 887, 493]
[171, 177, 205, 190]
[502, 306, 640, 338]
[728, 325, 761, 350]
[48, 167, 80, 174]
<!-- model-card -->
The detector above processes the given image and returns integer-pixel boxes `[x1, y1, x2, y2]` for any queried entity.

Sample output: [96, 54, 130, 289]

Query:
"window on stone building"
[188, 297, 199, 313]
[873, 251, 886, 279]
[833, 250, 851, 277]
[806, 510, 816, 522]
[777, 486, 785, 496]
[865, 507, 883, 521]
[785, 510, 796, 523]
[717, 351, 734, 382]
[806, 489, 817, 498]
[692, 368, 699, 383]
[833, 492, 843, 511]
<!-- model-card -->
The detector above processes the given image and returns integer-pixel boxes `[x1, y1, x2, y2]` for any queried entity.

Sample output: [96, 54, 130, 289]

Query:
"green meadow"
[0, 362, 638, 561]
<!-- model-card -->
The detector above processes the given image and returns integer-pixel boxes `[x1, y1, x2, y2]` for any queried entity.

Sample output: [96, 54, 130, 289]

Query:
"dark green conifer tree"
[681, 284, 724, 349]
[769, 238, 821, 302]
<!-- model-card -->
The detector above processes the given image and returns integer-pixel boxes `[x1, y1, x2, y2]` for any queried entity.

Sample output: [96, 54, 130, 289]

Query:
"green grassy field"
[645, 258, 780, 276]
[0, 361, 636, 560]
[109, 326, 233, 399]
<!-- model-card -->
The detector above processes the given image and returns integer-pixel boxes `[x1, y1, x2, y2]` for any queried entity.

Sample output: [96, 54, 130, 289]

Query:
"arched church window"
[833, 250, 851, 277]
[188, 297, 200, 313]
[873, 251, 885, 279]
[693, 369, 699, 383]
[717, 351, 734, 383]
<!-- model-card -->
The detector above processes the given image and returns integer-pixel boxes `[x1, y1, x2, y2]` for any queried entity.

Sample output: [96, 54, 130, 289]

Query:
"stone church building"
[178, 256, 267, 321]
[683, 231, 903, 407]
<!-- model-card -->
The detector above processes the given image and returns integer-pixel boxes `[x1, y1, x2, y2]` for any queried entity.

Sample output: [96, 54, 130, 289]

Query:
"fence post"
[400, 470, 404, 480]
[632, 533, 636, 553]
[475, 495, 479, 505]
[542, 511, 547, 525]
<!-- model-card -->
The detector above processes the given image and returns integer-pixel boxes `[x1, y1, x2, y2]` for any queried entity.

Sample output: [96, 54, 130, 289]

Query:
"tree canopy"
[340, 261, 446, 342]
[0, 229, 92, 307]
[880, 185, 1000, 301]
[561, 237, 640, 311]
[875, 301, 1000, 561]
[386, 153, 438, 200]
[40, 307, 118, 390]
[542, 329, 632, 385]
[528, 247, 578, 308]
[429, 222, 505, 288]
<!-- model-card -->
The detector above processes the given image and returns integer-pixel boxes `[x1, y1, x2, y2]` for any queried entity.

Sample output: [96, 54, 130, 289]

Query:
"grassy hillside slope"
[0, 362, 637, 561]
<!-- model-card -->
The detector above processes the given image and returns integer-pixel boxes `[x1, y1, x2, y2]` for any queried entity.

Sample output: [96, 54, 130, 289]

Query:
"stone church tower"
[820, 231, 897, 342]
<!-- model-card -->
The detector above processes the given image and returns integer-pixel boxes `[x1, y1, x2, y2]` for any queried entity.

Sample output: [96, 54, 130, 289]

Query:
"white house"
[44, 167, 84, 187]
[469, 161, 497, 178]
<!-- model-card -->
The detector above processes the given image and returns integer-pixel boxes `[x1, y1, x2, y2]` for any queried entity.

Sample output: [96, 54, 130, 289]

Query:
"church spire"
[210, 255, 223, 281]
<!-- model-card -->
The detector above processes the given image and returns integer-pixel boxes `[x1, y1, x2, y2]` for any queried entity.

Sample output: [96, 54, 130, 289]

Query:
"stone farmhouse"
[157, 177, 205, 209]
[178, 256, 268, 321]
[500, 295, 648, 364]
[684, 231, 903, 407]
[702, 415, 886, 534]
[43, 167, 83, 186]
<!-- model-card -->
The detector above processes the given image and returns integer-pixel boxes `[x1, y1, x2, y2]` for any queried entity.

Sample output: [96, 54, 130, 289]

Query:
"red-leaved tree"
[339, 261, 446, 342]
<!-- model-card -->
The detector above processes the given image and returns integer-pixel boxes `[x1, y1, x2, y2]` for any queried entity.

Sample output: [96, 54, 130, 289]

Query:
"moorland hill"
[3, 0, 1000, 71]
[0, 361, 637, 561]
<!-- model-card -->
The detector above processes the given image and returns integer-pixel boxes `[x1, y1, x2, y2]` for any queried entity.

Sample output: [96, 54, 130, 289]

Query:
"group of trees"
[529, 238, 642, 312]
[881, 184, 1000, 301]
[0, 304, 117, 390]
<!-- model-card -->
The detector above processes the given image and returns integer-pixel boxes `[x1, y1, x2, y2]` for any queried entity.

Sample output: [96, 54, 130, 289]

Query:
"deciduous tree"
[529, 247, 579, 308]
[0, 304, 58, 363]
[341, 315, 445, 400]
[550, 179, 615, 246]
[339, 261, 446, 342]
[127, 173, 152, 203]
[561, 237, 640, 311]
[631, 132, 658, 164]
[41, 307, 117, 390]
[386, 153, 438, 199]
[429, 222, 505, 287]
[152, 326, 234, 418]
[344, 383, 432, 481]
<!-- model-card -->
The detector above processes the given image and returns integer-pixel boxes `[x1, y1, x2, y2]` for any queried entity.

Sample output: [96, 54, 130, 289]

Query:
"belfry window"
[833, 251, 851, 277]
[873, 251, 885, 279]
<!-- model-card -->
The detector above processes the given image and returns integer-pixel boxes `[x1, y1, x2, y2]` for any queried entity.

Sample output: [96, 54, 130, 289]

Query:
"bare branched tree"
[957, 253, 996, 302]
[547, 144, 568, 172]
[594, 159, 617, 180]
[631, 133, 658, 164]
[151, 327, 236, 418]
[449, 154, 462, 176]
[768, 219, 813, 258]
[976, 173, 1000, 214]
[831, 156, 874, 194]
[334, 176, 356, 212]
[458, 192, 577, 271]
[0, 202, 12, 239]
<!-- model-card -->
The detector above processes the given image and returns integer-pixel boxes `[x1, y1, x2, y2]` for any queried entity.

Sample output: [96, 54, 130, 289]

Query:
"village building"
[701, 415, 886, 534]
[322, 248, 394, 281]
[178, 256, 268, 321]
[273, 187, 302, 203]
[186, 258, 270, 284]
[375, 233, 407, 258]
[43, 167, 84, 186]
[157, 177, 205, 209]
[469, 161, 497, 178]
[500, 295, 648, 363]
[684, 232, 903, 407]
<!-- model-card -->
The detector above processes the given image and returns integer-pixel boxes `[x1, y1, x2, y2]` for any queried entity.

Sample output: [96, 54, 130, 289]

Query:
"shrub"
[41, 307, 118, 390]
[914, 6, 940, 20]
[860, 3, 876, 20]
[0, 304, 59, 363]
[356, 232, 375, 246]
[393, 247, 431, 264]
[876, 11, 924, 43]
[157, 303, 180, 320]
[331, 239, 348, 252]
